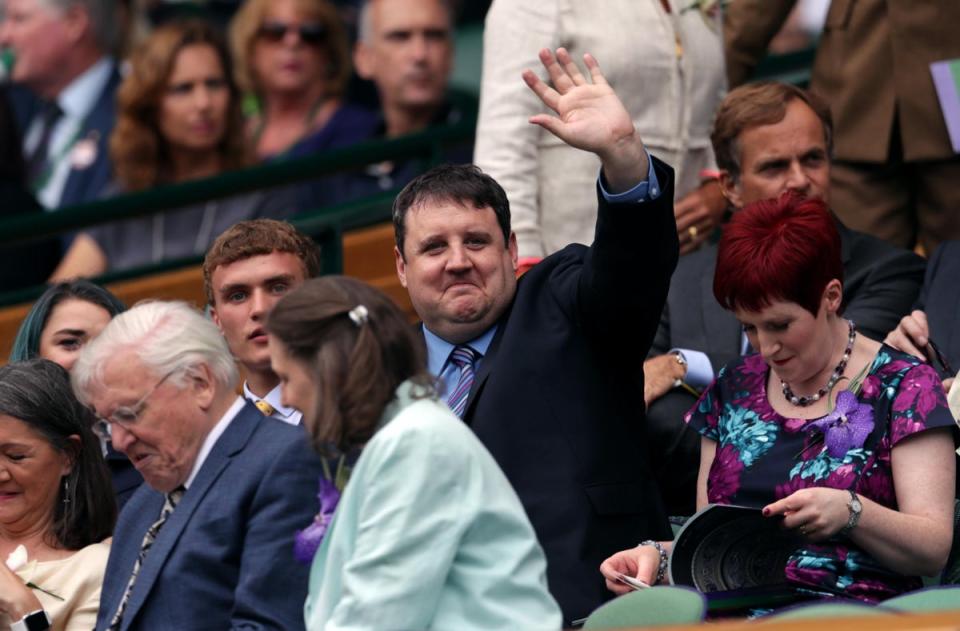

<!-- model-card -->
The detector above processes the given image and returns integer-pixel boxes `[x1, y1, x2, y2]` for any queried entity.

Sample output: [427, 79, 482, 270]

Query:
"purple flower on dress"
[293, 476, 340, 564]
[807, 391, 874, 458]
[707, 443, 744, 503]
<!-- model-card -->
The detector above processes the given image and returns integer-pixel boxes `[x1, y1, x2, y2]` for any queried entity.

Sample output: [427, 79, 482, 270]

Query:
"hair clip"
[348, 305, 369, 327]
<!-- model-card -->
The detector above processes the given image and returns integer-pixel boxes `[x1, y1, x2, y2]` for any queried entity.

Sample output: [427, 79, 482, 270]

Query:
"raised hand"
[523, 48, 648, 192]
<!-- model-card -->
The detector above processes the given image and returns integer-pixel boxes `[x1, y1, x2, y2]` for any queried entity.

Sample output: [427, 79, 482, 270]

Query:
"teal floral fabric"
[686, 345, 955, 601]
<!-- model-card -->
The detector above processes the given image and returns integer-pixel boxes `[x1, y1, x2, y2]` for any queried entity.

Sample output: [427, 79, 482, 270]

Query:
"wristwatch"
[670, 351, 687, 388]
[11, 610, 50, 631]
[839, 489, 862, 537]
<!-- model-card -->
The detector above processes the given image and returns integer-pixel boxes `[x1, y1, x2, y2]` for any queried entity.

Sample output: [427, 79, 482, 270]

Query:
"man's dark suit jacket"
[646, 217, 926, 514]
[917, 240, 960, 370]
[9, 61, 119, 208]
[454, 158, 678, 623]
[95, 401, 322, 631]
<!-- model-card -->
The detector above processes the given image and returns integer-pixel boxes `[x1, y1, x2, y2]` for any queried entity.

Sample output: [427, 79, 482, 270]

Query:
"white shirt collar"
[242, 381, 302, 425]
[57, 56, 113, 121]
[184, 396, 245, 489]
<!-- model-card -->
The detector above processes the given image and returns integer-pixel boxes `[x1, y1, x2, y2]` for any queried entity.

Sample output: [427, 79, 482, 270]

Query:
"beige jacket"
[475, 0, 726, 258]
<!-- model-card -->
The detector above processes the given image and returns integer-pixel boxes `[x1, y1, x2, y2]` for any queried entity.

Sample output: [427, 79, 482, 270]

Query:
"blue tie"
[447, 346, 478, 418]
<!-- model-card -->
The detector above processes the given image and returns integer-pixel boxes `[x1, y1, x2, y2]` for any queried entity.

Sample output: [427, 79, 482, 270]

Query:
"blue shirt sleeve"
[597, 149, 661, 203]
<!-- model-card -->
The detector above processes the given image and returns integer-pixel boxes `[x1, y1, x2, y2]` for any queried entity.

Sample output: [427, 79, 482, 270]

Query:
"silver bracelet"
[639, 540, 668, 584]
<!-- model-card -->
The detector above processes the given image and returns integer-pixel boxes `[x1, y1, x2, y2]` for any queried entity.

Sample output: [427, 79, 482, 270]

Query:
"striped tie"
[109, 486, 185, 630]
[447, 345, 478, 419]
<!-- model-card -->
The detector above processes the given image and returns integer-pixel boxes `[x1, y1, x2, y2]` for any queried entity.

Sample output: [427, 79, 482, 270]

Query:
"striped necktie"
[109, 486, 185, 630]
[447, 345, 478, 419]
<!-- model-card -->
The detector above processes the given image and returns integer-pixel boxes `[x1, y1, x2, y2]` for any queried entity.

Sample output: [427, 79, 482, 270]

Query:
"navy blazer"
[95, 401, 322, 631]
[451, 158, 678, 624]
[9, 62, 119, 208]
[917, 240, 960, 370]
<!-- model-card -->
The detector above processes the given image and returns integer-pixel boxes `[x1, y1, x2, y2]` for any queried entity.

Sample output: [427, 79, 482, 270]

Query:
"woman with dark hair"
[10, 281, 141, 510]
[50, 19, 298, 280]
[10, 280, 126, 370]
[266, 276, 561, 630]
[0, 359, 116, 630]
[601, 192, 956, 602]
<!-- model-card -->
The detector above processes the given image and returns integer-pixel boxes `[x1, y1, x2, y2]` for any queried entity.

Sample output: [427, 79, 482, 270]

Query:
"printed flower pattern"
[686, 345, 954, 601]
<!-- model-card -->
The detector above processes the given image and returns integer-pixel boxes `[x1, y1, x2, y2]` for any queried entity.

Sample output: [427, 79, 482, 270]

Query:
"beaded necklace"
[781, 319, 856, 407]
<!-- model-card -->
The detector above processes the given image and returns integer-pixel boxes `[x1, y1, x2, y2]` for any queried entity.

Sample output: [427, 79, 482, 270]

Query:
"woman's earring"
[63, 478, 71, 505]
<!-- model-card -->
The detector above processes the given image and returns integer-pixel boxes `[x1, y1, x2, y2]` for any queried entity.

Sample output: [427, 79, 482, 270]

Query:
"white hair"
[72, 300, 238, 403]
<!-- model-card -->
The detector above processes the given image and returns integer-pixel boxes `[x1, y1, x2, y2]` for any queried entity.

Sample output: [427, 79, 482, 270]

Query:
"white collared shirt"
[184, 396, 245, 490]
[24, 56, 113, 209]
[242, 382, 302, 426]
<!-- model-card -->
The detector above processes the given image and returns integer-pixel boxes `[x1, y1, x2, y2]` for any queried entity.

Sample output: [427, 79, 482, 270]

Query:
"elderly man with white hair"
[72, 301, 321, 631]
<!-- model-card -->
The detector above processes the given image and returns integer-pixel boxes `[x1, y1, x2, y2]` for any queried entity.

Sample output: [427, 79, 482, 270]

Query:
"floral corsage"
[806, 390, 875, 457]
[294, 456, 351, 564]
[5, 545, 64, 600]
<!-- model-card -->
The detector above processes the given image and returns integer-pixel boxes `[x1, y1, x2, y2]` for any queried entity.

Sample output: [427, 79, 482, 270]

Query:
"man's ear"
[354, 43, 374, 80]
[63, 3, 91, 47]
[209, 304, 223, 331]
[718, 170, 743, 210]
[394, 245, 408, 288]
[187, 363, 217, 410]
[508, 232, 518, 272]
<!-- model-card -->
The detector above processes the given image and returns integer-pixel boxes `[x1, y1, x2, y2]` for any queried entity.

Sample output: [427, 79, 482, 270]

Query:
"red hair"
[714, 191, 842, 316]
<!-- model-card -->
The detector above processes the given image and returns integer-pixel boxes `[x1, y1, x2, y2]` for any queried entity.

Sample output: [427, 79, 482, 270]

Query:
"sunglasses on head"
[258, 21, 326, 46]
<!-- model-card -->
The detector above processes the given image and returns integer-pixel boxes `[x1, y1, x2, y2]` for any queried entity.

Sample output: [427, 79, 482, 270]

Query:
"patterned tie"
[109, 487, 185, 630]
[447, 345, 478, 419]
[26, 100, 63, 186]
[254, 399, 277, 417]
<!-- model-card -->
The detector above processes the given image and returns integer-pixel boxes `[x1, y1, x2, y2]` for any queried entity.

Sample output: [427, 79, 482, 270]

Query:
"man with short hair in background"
[203, 219, 321, 423]
[644, 81, 926, 516]
[0, 0, 119, 209]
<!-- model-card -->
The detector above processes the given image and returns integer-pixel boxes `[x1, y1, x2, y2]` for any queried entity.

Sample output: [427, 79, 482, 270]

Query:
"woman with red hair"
[601, 192, 955, 602]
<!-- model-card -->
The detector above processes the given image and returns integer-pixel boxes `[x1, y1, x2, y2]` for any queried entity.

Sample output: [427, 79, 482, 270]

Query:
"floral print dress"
[686, 345, 955, 601]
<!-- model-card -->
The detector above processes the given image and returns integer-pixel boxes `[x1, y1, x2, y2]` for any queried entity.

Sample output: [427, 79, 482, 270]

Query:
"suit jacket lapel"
[60, 66, 119, 206]
[121, 402, 261, 627]
[462, 301, 512, 423]
[700, 253, 741, 358]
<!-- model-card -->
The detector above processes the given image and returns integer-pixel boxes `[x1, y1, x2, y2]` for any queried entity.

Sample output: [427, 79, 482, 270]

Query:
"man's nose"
[446, 244, 472, 270]
[784, 162, 810, 192]
[111, 423, 136, 453]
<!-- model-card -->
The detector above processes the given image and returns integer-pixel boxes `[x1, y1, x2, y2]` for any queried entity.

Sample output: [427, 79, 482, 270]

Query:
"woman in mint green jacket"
[266, 276, 562, 631]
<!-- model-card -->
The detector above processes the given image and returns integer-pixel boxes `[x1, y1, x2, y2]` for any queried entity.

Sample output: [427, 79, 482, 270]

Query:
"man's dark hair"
[711, 81, 833, 181]
[392, 164, 511, 259]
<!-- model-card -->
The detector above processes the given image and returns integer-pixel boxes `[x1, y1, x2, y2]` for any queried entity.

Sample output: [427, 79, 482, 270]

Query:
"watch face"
[850, 498, 862, 512]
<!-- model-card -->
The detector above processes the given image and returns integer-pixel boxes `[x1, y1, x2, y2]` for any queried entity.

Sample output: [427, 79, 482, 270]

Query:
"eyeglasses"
[257, 21, 326, 46]
[91, 370, 178, 442]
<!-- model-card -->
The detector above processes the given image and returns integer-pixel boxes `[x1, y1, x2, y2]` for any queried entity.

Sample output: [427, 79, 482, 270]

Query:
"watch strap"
[839, 489, 862, 537]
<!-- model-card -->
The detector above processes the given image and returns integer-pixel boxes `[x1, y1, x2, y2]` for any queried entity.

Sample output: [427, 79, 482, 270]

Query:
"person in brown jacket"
[724, 0, 960, 254]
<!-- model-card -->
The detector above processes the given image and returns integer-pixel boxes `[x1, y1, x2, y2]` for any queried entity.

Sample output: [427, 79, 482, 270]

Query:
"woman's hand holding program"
[599, 543, 665, 595]
[763, 487, 851, 541]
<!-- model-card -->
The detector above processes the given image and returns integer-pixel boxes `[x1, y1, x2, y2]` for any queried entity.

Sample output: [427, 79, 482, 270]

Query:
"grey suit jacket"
[651, 219, 926, 372]
[917, 240, 960, 370]
[95, 401, 322, 631]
